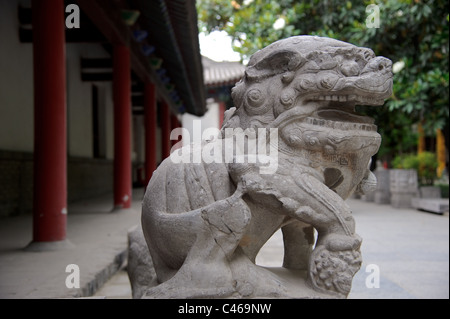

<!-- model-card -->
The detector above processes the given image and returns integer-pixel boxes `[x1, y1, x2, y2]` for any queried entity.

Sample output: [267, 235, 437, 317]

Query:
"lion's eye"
[244, 87, 270, 115]
[246, 88, 264, 108]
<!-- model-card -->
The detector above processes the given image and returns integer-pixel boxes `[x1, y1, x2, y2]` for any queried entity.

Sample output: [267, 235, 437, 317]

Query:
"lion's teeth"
[302, 117, 377, 131]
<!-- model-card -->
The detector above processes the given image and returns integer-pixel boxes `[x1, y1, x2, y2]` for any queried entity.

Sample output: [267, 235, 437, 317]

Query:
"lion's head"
[223, 36, 393, 199]
[224, 35, 392, 135]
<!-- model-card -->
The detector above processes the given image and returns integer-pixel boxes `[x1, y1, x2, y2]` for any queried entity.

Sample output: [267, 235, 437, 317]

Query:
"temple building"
[181, 56, 245, 146]
[0, 0, 208, 248]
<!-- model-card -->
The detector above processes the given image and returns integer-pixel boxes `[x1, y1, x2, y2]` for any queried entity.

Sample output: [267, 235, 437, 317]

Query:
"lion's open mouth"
[301, 116, 377, 132]
[308, 100, 378, 132]
[272, 97, 380, 133]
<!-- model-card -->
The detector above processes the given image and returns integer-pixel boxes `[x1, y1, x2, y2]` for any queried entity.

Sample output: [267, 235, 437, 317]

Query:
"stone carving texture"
[132, 36, 393, 298]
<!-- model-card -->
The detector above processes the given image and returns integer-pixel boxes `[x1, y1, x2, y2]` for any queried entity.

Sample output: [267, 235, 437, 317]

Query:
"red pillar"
[144, 82, 157, 184]
[113, 45, 132, 209]
[32, 0, 67, 242]
[219, 102, 226, 128]
[161, 100, 171, 159]
[170, 113, 178, 147]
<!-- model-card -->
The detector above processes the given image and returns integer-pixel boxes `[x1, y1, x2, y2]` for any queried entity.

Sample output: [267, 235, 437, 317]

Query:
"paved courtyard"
[0, 189, 448, 299]
[96, 197, 449, 299]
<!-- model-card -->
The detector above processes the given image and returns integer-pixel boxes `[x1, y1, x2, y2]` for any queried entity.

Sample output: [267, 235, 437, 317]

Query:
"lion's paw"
[308, 236, 362, 297]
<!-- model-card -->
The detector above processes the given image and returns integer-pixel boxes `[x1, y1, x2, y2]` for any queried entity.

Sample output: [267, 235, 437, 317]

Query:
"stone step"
[411, 198, 449, 215]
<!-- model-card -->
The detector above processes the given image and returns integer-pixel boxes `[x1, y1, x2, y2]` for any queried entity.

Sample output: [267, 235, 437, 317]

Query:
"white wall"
[103, 86, 115, 160]
[133, 115, 144, 163]
[0, 0, 116, 160]
[181, 99, 220, 146]
[66, 43, 113, 159]
[0, 0, 34, 152]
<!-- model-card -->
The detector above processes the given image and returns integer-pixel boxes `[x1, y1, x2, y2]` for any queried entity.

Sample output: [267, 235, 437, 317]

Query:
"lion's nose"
[361, 57, 393, 75]
[375, 57, 392, 72]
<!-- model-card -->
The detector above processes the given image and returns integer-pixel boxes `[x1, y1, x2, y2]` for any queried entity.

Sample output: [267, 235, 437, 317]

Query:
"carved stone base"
[142, 267, 340, 299]
[140, 265, 341, 299]
[260, 267, 343, 299]
[128, 226, 352, 299]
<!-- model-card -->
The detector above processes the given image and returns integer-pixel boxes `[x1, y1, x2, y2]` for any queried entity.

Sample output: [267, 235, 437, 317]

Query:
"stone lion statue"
[128, 35, 393, 299]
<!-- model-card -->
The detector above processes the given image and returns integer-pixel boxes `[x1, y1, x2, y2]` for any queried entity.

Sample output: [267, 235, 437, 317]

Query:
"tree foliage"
[198, 0, 449, 160]
[392, 151, 438, 185]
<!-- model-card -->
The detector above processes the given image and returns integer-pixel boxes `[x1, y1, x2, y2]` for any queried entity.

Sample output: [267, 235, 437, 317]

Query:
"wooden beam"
[77, 0, 180, 115]
[80, 58, 112, 68]
[19, 27, 107, 43]
[132, 95, 144, 106]
[18, 5, 32, 25]
[81, 72, 113, 82]
[81, 71, 140, 82]
[19, 5, 107, 43]
[132, 83, 144, 93]
[75, 0, 129, 46]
